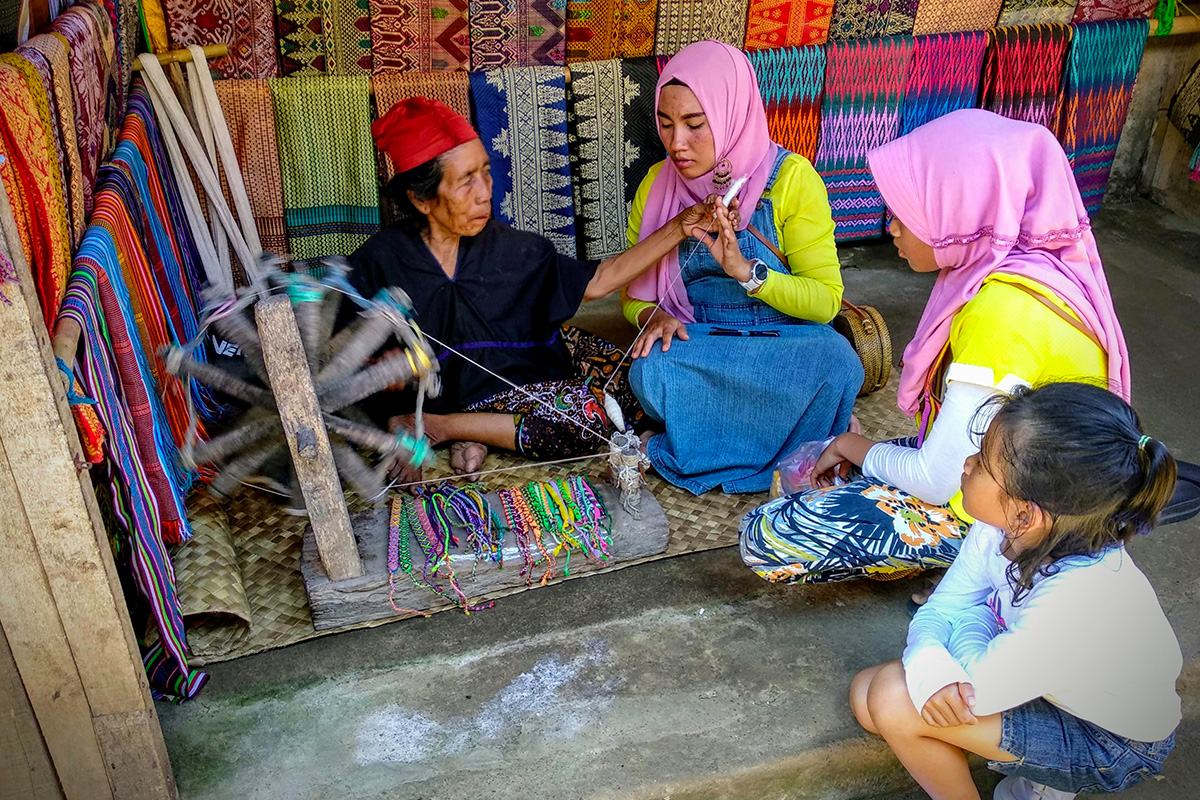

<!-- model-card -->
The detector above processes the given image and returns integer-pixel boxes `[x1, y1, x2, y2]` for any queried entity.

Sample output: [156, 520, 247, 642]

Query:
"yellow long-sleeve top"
[620, 154, 845, 327]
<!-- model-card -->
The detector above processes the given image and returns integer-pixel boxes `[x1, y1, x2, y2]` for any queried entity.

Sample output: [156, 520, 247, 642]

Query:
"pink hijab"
[626, 40, 778, 323]
[867, 109, 1131, 417]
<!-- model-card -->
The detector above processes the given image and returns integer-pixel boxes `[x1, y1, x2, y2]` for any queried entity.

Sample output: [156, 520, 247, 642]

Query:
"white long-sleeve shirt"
[903, 523, 1182, 743]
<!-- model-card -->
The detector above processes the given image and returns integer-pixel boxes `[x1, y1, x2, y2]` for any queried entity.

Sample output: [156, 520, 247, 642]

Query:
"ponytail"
[1113, 436, 1177, 538]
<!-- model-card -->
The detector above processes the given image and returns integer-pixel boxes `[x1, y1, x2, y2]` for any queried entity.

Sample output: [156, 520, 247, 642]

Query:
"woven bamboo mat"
[171, 374, 915, 664]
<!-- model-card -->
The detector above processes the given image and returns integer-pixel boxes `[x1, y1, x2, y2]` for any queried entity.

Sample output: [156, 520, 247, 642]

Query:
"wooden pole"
[0, 177, 176, 799]
[1149, 15, 1200, 36]
[131, 43, 229, 71]
[254, 295, 364, 581]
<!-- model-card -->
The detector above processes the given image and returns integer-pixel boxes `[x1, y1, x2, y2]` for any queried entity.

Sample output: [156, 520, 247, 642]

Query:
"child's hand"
[921, 682, 977, 728]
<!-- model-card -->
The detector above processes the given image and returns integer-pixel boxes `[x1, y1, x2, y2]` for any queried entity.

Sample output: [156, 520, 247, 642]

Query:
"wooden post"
[255, 295, 364, 581]
[0, 177, 176, 799]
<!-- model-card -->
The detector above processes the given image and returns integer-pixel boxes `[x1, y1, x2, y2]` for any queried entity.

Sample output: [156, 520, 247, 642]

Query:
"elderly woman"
[349, 97, 710, 475]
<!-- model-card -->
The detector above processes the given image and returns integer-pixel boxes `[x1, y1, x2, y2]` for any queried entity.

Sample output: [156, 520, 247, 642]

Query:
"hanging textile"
[998, 0, 1078, 25]
[140, 0, 171, 52]
[214, 80, 288, 255]
[271, 75, 379, 263]
[814, 36, 914, 241]
[1168, 57, 1200, 180]
[744, 0, 834, 48]
[829, 0, 918, 39]
[161, 0, 280, 79]
[468, 0, 566, 69]
[19, 34, 84, 244]
[653, 0, 750, 56]
[912, 0, 1002, 34]
[0, 56, 71, 327]
[0, 0, 17, 51]
[1058, 19, 1148, 214]
[1073, 0, 1157, 21]
[899, 31, 988, 135]
[619, 0, 657, 56]
[566, 0, 660, 60]
[372, 70, 471, 181]
[102, 0, 138, 105]
[369, 0, 469, 72]
[60, 235, 194, 683]
[749, 44, 827, 162]
[470, 66, 576, 256]
[978, 23, 1073, 130]
[51, 2, 117, 218]
[277, 0, 373, 76]
[567, 57, 663, 260]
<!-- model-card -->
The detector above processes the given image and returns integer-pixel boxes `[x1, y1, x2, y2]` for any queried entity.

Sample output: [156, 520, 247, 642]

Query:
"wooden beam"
[0, 178, 175, 799]
[1149, 15, 1200, 37]
[255, 295, 364, 581]
[131, 43, 229, 71]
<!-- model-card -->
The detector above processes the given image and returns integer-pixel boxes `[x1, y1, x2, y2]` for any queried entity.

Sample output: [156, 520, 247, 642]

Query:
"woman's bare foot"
[450, 441, 487, 477]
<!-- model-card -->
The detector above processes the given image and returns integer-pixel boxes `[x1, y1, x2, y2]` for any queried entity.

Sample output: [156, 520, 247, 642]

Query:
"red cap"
[372, 97, 479, 174]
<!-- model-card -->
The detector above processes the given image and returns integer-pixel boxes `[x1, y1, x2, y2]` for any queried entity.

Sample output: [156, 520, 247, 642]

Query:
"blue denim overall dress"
[630, 148, 863, 495]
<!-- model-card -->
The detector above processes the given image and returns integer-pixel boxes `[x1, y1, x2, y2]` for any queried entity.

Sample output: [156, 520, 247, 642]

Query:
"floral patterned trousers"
[738, 478, 971, 584]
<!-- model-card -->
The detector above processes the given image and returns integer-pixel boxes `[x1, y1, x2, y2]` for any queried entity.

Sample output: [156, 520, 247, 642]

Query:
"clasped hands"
[922, 681, 978, 728]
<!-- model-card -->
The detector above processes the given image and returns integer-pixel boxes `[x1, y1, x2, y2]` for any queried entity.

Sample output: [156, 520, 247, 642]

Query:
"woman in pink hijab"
[740, 109, 1129, 589]
[622, 40, 863, 495]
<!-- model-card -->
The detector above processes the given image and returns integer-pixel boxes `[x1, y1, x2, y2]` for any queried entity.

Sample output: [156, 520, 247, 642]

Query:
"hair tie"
[1138, 435, 1152, 452]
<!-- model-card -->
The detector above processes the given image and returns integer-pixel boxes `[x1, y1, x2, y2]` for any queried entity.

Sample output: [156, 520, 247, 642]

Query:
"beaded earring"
[712, 157, 733, 192]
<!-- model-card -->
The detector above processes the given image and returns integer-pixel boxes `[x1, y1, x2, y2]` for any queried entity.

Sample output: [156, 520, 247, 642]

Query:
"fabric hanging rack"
[132, 43, 229, 71]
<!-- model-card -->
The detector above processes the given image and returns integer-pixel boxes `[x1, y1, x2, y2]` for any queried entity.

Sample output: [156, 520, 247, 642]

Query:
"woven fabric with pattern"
[568, 57, 664, 259]
[1168, 58, 1200, 149]
[214, 80, 288, 255]
[744, 0, 834, 48]
[1058, 19, 1148, 215]
[162, 0, 280, 78]
[653, 0, 750, 56]
[468, 0, 566, 69]
[900, 31, 988, 135]
[1072, 0, 1156, 22]
[978, 23, 1073, 130]
[997, 0, 1078, 26]
[566, 0, 661, 61]
[829, 0, 918, 40]
[369, 0, 470, 72]
[276, 0, 373, 76]
[913, 0, 1003, 34]
[814, 37, 914, 241]
[270, 75, 380, 262]
[749, 44, 827, 162]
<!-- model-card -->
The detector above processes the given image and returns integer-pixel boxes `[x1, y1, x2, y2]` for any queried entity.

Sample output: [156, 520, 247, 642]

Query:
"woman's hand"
[811, 433, 877, 487]
[921, 682, 977, 728]
[632, 310, 688, 358]
[689, 197, 753, 283]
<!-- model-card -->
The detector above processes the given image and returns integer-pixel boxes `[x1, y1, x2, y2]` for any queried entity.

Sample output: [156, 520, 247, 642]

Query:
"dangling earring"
[712, 157, 732, 192]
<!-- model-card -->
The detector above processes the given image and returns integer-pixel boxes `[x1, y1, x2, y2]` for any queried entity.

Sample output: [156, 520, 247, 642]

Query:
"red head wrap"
[372, 97, 479, 174]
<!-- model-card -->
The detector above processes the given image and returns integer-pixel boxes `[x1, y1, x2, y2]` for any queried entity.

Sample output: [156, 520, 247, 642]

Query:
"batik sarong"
[814, 37, 914, 241]
[744, 0, 834, 48]
[0, 55, 71, 327]
[214, 80, 289, 255]
[1072, 0, 1156, 21]
[470, 66, 576, 256]
[567, 57, 663, 260]
[1058, 19, 1148, 215]
[369, 0, 469, 72]
[468, 0, 566, 69]
[653, 0, 750, 56]
[829, 0, 918, 39]
[978, 23, 1073, 130]
[912, 0, 1003, 34]
[899, 31, 988, 135]
[277, 0, 373, 76]
[749, 44, 827, 162]
[998, 0, 1078, 26]
[162, 0, 280, 78]
[740, 477, 971, 583]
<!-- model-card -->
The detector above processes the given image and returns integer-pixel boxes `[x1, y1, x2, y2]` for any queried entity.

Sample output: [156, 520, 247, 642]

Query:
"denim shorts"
[989, 698, 1175, 794]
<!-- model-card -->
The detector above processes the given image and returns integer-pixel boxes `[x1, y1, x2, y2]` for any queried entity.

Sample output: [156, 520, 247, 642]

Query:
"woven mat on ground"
[172, 373, 915, 664]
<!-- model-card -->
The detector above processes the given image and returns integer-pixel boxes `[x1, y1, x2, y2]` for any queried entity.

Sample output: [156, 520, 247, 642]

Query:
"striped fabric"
[270, 75, 380, 263]
[814, 36, 914, 241]
[900, 31, 988, 135]
[744, 0, 835, 49]
[998, 0, 1078, 26]
[978, 23, 1073, 131]
[749, 44, 827, 162]
[1058, 19, 1148, 214]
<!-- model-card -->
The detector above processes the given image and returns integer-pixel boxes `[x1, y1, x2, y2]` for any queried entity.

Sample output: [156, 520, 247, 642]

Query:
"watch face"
[753, 260, 769, 282]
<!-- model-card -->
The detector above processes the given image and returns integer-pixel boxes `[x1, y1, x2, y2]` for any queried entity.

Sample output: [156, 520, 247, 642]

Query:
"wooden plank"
[93, 712, 177, 800]
[0, 177, 175, 798]
[0, 435, 111, 800]
[255, 295, 364, 581]
[0, 619, 65, 800]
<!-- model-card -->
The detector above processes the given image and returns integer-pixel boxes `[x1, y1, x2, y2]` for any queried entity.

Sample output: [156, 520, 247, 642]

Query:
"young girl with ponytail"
[849, 382, 1182, 800]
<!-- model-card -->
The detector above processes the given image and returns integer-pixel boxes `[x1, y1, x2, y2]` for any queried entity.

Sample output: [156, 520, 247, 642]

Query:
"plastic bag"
[770, 437, 843, 499]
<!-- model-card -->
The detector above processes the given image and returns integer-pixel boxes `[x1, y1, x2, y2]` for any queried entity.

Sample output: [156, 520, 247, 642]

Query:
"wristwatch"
[739, 258, 769, 294]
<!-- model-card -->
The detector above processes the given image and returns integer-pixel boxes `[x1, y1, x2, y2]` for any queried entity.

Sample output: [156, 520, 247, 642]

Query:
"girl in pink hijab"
[740, 109, 1129, 592]
[621, 40, 862, 495]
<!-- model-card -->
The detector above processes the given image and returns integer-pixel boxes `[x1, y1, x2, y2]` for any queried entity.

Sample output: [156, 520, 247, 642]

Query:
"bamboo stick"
[132, 43, 229, 71]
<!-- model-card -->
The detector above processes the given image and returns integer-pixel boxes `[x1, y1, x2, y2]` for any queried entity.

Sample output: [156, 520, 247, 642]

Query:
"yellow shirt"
[620, 153, 844, 326]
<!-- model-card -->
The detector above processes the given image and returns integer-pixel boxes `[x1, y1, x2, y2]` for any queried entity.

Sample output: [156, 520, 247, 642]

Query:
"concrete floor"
[158, 198, 1200, 800]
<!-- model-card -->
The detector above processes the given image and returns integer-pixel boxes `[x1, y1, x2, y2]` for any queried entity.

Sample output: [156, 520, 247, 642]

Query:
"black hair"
[384, 155, 444, 232]
[662, 77, 688, 88]
[974, 382, 1177, 601]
